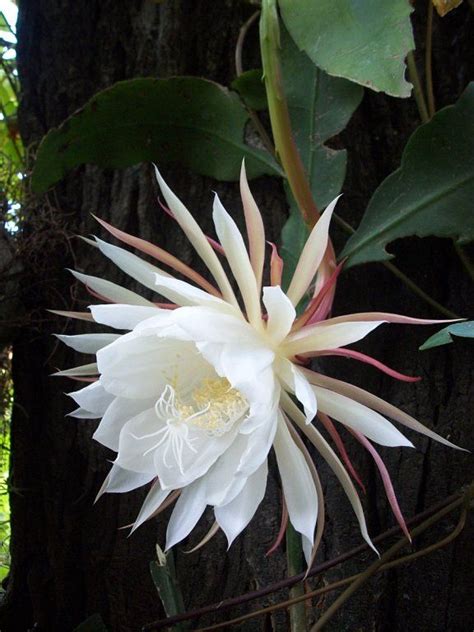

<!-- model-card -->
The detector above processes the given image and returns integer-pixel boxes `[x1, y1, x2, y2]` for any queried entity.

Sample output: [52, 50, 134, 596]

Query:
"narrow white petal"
[281, 392, 376, 554]
[103, 463, 155, 494]
[67, 407, 102, 419]
[286, 196, 339, 307]
[154, 273, 235, 311]
[314, 385, 413, 448]
[215, 460, 268, 547]
[306, 370, 465, 451]
[240, 161, 265, 292]
[273, 414, 318, 545]
[90, 304, 165, 330]
[236, 410, 278, 477]
[132, 479, 171, 532]
[213, 193, 262, 328]
[94, 237, 171, 292]
[68, 381, 114, 415]
[154, 166, 239, 308]
[276, 358, 317, 423]
[165, 307, 259, 345]
[69, 270, 154, 306]
[165, 478, 207, 549]
[262, 286, 296, 344]
[56, 333, 119, 353]
[53, 362, 98, 377]
[284, 320, 385, 356]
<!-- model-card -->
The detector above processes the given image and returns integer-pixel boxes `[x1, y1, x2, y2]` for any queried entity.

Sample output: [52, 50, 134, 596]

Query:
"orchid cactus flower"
[54, 164, 460, 564]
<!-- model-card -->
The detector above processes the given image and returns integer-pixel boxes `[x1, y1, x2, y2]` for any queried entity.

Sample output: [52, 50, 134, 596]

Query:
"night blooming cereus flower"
[54, 164, 461, 564]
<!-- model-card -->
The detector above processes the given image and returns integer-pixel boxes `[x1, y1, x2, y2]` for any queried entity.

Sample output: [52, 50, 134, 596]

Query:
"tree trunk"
[1, 1, 472, 631]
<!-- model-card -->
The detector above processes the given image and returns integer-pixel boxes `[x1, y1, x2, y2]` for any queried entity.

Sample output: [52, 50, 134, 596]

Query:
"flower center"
[133, 379, 248, 475]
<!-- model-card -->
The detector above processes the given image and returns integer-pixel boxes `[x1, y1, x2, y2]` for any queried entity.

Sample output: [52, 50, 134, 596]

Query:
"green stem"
[286, 523, 308, 632]
[333, 213, 459, 319]
[425, 0, 436, 118]
[260, 0, 319, 229]
[407, 51, 430, 124]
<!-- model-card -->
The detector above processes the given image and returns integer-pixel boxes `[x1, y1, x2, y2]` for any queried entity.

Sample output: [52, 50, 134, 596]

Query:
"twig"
[141, 489, 463, 630]
[425, 0, 436, 118]
[407, 51, 430, 124]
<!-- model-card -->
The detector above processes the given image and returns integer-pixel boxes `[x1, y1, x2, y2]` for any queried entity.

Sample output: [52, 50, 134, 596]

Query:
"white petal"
[94, 237, 171, 292]
[240, 161, 265, 292]
[68, 381, 114, 415]
[67, 407, 102, 419]
[262, 285, 296, 344]
[205, 434, 250, 506]
[276, 358, 317, 423]
[154, 166, 239, 308]
[213, 193, 262, 328]
[314, 385, 413, 448]
[286, 196, 339, 307]
[53, 362, 98, 377]
[165, 478, 207, 549]
[281, 392, 376, 554]
[90, 304, 163, 330]
[93, 396, 155, 451]
[69, 270, 153, 306]
[56, 333, 119, 353]
[116, 407, 164, 474]
[215, 460, 268, 547]
[164, 307, 258, 345]
[273, 415, 318, 545]
[284, 320, 385, 356]
[154, 273, 235, 311]
[103, 462, 155, 494]
[236, 409, 278, 476]
[132, 479, 171, 532]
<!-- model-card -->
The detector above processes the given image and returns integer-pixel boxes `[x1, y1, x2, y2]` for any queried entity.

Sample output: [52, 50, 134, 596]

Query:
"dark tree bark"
[1, 1, 472, 631]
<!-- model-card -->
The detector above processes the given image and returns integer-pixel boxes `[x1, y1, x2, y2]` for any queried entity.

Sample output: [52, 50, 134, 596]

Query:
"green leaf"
[73, 614, 108, 632]
[231, 69, 267, 111]
[279, 26, 363, 290]
[341, 83, 474, 267]
[31, 77, 282, 193]
[279, 0, 414, 98]
[420, 321, 474, 350]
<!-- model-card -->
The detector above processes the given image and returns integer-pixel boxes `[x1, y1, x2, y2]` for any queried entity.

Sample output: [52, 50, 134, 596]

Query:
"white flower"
[55, 163, 461, 563]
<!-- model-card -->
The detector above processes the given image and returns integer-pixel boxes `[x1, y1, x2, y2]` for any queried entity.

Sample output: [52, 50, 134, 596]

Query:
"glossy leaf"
[231, 69, 267, 111]
[31, 77, 282, 193]
[341, 83, 474, 266]
[279, 27, 363, 289]
[420, 321, 474, 350]
[279, 0, 414, 98]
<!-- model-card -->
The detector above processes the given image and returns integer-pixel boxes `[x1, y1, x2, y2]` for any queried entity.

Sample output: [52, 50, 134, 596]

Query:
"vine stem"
[425, 0, 436, 118]
[142, 488, 465, 630]
[310, 485, 472, 630]
[286, 523, 308, 631]
[234, 10, 276, 157]
[333, 213, 459, 319]
[193, 496, 468, 632]
[407, 51, 430, 124]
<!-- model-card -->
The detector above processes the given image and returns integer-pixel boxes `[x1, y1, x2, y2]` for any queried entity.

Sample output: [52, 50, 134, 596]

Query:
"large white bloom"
[55, 164, 460, 563]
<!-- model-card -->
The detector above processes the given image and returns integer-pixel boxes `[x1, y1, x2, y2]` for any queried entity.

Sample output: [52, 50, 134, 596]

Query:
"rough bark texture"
[0, 1, 472, 631]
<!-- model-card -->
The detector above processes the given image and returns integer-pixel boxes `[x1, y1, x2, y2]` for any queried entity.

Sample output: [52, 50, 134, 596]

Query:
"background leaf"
[73, 614, 108, 632]
[279, 26, 363, 289]
[231, 69, 267, 111]
[279, 0, 414, 98]
[341, 83, 474, 267]
[419, 321, 474, 350]
[31, 77, 282, 193]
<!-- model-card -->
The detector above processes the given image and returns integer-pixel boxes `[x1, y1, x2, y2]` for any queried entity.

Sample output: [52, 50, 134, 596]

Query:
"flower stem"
[259, 0, 319, 228]
[425, 0, 436, 118]
[407, 51, 430, 124]
[286, 522, 308, 631]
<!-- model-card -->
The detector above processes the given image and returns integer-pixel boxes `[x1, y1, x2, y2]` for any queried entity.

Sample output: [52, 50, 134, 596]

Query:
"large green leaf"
[31, 77, 282, 193]
[419, 321, 474, 351]
[341, 83, 474, 267]
[231, 69, 267, 111]
[279, 0, 414, 98]
[279, 26, 363, 289]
